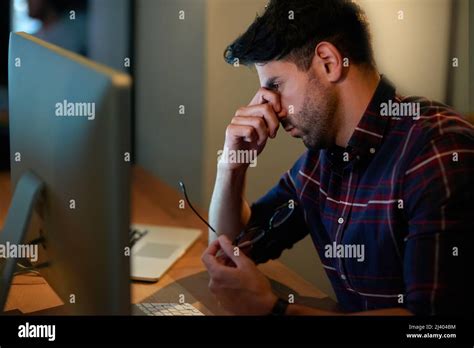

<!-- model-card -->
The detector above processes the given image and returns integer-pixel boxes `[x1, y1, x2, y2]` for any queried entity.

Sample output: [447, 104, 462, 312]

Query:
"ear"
[313, 41, 343, 82]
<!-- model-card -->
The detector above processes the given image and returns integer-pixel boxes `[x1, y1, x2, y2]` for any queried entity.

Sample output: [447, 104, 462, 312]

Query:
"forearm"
[209, 164, 251, 242]
[286, 304, 412, 316]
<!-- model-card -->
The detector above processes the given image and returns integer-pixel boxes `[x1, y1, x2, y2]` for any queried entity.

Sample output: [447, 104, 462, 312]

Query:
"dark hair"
[224, 0, 375, 70]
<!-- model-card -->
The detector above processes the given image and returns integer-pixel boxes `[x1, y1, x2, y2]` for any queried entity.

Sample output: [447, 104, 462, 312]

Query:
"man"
[202, 0, 473, 316]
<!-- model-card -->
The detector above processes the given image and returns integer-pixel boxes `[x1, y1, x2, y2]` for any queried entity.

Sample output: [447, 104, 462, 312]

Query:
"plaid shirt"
[249, 76, 474, 315]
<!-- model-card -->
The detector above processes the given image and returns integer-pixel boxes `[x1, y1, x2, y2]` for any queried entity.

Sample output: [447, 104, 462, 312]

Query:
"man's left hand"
[201, 235, 278, 315]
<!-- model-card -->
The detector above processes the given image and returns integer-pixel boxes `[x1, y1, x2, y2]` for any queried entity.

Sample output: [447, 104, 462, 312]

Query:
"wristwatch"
[269, 298, 289, 316]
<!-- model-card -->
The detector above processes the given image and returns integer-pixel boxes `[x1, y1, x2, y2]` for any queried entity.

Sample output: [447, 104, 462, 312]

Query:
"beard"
[287, 72, 339, 150]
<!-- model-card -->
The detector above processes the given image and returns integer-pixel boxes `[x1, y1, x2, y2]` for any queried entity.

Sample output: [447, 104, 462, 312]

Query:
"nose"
[277, 105, 288, 120]
[278, 103, 290, 127]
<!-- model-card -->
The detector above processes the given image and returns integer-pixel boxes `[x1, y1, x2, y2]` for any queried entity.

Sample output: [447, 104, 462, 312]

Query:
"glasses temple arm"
[179, 181, 218, 235]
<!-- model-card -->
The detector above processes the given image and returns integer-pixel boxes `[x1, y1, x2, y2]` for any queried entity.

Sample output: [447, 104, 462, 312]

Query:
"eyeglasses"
[234, 200, 297, 249]
[179, 181, 296, 250]
[179, 181, 217, 234]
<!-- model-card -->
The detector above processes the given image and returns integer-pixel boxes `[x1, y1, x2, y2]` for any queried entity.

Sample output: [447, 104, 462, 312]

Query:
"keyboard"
[133, 303, 205, 316]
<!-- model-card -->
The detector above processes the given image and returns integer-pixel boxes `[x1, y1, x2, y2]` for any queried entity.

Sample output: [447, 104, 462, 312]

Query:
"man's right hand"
[209, 88, 286, 243]
[221, 88, 286, 171]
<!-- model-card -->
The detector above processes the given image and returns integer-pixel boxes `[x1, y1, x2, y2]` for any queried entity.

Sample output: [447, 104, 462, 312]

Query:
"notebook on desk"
[130, 224, 201, 282]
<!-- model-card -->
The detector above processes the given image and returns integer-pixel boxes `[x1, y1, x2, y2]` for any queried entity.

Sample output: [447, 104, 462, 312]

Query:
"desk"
[0, 167, 334, 315]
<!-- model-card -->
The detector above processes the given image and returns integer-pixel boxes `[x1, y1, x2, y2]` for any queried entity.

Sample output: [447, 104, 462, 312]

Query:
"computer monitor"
[0, 32, 131, 315]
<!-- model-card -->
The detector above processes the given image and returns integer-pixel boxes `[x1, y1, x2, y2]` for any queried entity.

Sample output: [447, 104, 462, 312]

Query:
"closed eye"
[264, 76, 282, 91]
[269, 83, 280, 91]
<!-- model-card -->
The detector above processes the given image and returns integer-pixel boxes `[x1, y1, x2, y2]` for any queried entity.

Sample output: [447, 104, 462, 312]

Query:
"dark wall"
[0, 0, 9, 86]
[0, 1, 10, 171]
[470, 0, 473, 117]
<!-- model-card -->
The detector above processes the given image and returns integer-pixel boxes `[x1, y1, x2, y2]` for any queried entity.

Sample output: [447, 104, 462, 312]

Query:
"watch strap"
[269, 297, 289, 316]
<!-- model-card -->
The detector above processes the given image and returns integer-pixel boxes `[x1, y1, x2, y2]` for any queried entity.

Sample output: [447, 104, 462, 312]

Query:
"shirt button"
[370, 147, 376, 154]
[340, 274, 347, 280]
[338, 217, 344, 224]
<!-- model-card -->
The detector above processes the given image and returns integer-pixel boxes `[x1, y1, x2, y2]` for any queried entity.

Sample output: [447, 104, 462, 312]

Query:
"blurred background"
[0, 0, 132, 171]
[0, 0, 472, 299]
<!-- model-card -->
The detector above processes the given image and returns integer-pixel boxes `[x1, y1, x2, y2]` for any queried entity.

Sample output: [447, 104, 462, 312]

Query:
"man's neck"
[334, 68, 380, 148]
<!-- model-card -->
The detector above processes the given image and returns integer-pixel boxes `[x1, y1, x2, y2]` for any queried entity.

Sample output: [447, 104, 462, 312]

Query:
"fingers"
[223, 88, 287, 159]
[203, 238, 221, 257]
[234, 103, 280, 139]
[225, 123, 259, 145]
[202, 249, 224, 274]
[202, 238, 234, 274]
[203, 254, 240, 289]
[202, 238, 226, 270]
[231, 116, 268, 145]
[216, 248, 237, 267]
[249, 87, 282, 115]
[217, 235, 251, 268]
[201, 236, 249, 285]
[216, 253, 236, 267]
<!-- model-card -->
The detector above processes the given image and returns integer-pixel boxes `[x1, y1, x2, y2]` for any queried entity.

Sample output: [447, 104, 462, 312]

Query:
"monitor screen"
[10, 0, 41, 34]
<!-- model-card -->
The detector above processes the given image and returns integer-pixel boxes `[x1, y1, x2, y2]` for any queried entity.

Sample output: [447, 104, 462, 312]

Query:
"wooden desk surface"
[0, 167, 332, 315]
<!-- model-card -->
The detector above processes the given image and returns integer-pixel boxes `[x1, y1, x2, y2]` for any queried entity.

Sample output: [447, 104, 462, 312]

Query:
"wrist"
[216, 163, 248, 186]
[217, 161, 249, 175]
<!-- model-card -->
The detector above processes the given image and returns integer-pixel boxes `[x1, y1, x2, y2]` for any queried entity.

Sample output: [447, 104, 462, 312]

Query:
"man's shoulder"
[388, 96, 474, 175]
[393, 95, 474, 149]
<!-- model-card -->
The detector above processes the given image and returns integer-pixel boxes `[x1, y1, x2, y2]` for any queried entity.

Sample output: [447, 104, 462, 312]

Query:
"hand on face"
[221, 88, 287, 171]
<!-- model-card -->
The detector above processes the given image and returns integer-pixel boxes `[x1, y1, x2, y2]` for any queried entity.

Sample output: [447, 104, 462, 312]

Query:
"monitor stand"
[0, 171, 44, 312]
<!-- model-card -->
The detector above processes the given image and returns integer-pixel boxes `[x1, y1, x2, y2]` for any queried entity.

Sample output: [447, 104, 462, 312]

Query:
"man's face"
[256, 60, 339, 150]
